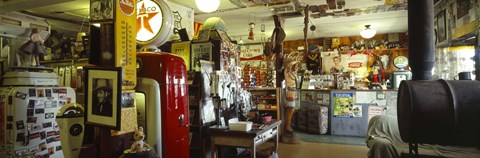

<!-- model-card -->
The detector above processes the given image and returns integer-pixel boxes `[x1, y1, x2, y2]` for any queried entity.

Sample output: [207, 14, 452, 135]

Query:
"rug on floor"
[296, 132, 367, 146]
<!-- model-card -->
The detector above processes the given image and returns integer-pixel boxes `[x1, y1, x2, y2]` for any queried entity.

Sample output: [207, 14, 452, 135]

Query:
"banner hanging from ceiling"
[165, 1, 194, 41]
[240, 44, 264, 68]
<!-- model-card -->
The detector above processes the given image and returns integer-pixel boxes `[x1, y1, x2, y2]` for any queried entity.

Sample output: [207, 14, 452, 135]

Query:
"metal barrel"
[398, 80, 480, 146]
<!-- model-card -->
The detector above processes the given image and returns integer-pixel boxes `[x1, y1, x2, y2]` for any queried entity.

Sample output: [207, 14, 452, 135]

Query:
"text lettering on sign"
[348, 62, 363, 68]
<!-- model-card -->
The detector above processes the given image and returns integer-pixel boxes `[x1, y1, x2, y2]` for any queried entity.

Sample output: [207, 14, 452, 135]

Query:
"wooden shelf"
[40, 58, 88, 64]
[257, 98, 276, 100]
[257, 108, 278, 111]
[247, 87, 277, 91]
[339, 48, 408, 54]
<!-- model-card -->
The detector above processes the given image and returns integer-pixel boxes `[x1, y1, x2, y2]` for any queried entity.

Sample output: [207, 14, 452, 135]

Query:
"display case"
[248, 87, 281, 120]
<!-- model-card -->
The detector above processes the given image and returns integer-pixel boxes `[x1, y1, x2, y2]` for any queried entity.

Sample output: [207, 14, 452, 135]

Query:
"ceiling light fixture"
[360, 25, 376, 39]
[195, 0, 220, 13]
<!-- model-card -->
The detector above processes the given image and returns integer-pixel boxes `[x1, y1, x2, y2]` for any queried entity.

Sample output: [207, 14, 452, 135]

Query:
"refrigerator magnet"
[27, 117, 37, 123]
[35, 108, 45, 114]
[35, 100, 45, 108]
[45, 89, 52, 98]
[39, 142, 46, 151]
[40, 131, 46, 140]
[32, 123, 42, 131]
[45, 113, 54, 119]
[56, 146, 62, 151]
[37, 89, 45, 98]
[42, 122, 52, 128]
[58, 88, 67, 94]
[48, 147, 54, 155]
[27, 109, 34, 117]
[16, 120, 24, 130]
[15, 92, 26, 100]
[29, 132, 40, 139]
[47, 131, 56, 137]
[52, 88, 59, 93]
[45, 101, 57, 108]
[29, 88, 36, 97]
[28, 100, 35, 109]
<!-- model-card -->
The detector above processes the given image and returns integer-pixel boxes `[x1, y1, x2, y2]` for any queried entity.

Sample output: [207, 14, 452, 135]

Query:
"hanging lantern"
[248, 22, 255, 40]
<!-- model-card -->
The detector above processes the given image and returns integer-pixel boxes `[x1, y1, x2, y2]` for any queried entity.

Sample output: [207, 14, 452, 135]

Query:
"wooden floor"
[277, 141, 368, 158]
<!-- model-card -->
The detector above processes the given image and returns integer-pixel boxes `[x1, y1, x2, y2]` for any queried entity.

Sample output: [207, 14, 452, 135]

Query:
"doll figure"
[18, 28, 46, 67]
[370, 60, 385, 89]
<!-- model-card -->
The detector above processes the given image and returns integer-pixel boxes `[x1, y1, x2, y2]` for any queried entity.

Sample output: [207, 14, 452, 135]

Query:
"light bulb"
[195, 0, 220, 13]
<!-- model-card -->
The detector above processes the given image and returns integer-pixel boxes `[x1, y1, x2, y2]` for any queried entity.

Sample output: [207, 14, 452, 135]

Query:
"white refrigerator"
[0, 86, 76, 158]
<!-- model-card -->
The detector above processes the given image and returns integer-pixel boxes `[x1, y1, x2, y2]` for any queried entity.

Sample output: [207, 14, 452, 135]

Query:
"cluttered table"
[208, 120, 282, 158]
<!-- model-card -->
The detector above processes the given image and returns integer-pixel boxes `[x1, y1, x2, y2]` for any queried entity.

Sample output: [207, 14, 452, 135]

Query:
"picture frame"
[191, 43, 213, 71]
[90, 0, 115, 23]
[84, 66, 122, 130]
[197, 29, 210, 42]
[436, 10, 447, 43]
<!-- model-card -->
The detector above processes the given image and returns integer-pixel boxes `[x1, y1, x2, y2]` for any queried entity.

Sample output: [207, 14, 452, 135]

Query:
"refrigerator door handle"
[23, 124, 31, 146]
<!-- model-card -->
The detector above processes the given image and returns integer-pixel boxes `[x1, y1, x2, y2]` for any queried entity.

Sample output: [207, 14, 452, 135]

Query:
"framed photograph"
[197, 29, 210, 42]
[90, 0, 114, 22]
[436, 10, 447, 43]
[84, 67, 122, 130]
[191, 43, 213, 72]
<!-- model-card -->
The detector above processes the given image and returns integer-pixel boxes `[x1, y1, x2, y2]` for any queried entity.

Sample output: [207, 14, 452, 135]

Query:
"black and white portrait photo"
[85, 66, 121, 130]
[92, 78, 113, 117]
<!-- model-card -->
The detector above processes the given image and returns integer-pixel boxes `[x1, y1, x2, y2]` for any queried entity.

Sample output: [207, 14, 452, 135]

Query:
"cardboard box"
[229, 121, 252, 132]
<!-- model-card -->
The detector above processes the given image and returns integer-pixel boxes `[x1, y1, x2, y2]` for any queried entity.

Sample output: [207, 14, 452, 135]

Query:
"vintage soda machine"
[134, 0, 189, 158]
[136, 53, 189, 158]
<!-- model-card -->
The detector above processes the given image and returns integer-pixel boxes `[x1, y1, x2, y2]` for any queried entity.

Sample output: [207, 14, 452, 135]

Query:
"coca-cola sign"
[348, 62, 362, 68]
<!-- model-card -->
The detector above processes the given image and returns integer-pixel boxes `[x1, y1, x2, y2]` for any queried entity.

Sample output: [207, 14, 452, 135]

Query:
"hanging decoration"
[248, 22, 255, 40]
[248, 12, 256, 41]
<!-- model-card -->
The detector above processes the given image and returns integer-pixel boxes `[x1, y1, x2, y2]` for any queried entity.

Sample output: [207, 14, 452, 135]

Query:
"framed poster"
[436, 10, 447, 43]
[172, 41, 191, 70]
[333, 92, 355, 118]
[191, 43, 213, 71]
[90, 0, 114, 22]
[84, 67, 122, 130]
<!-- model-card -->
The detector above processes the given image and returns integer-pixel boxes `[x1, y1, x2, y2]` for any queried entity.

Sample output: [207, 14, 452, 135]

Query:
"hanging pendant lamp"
[195, 0, 220, 13]
[360, 25, 376, 39]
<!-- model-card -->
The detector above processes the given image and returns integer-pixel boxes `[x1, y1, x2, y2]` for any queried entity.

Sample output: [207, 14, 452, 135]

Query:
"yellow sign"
[115, 0, 137, 90]
[171, 42, 191, 70]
